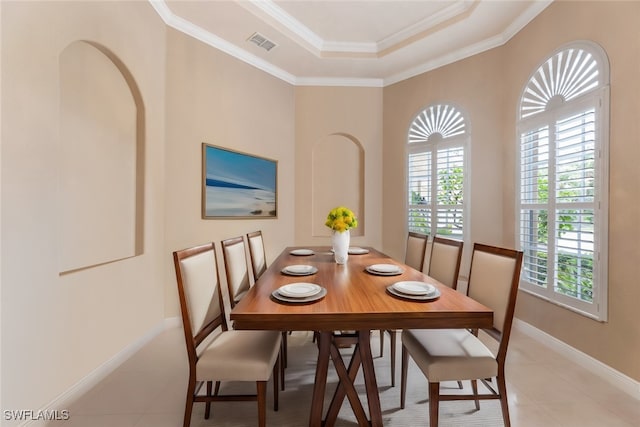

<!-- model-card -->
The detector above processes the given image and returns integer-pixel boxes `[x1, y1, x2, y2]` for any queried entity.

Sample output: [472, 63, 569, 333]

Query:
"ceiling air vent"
[247, 32, 277, 52]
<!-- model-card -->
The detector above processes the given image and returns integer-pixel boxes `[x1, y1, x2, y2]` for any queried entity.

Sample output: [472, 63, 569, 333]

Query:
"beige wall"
[383, 47, 506, 272]
[294, 86, 384, 249]
[504, 0, 640, 383]
[2, 0, 638, 417]
[163, 29, 296, 318]
[1, 0, 167, 416]
[383, 0, 640, 381]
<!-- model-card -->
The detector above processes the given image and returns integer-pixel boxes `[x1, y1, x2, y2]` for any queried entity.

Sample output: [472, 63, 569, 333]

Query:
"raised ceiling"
[153, 0, 553, 87]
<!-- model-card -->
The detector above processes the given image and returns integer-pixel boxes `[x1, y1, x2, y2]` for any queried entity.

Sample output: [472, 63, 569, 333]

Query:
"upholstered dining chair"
[428, 236, 464, 289]
[224, 234, 286, 388]
[379, 231, 429, 386]
[173, 242, 281, 427]
[221, 236, 252, 307]
[404, 231, 429, 271]
[246, 230, 290, 376]
[247, 230, 267, 281]
[400, 243, 523, 427]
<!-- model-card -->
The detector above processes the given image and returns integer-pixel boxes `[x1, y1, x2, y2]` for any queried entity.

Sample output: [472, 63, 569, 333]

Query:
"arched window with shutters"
[516, 41, 609, 321]
[407, 104, 468, 241]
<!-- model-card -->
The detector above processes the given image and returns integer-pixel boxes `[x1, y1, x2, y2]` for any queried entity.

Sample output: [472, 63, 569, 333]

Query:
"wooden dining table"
[230, 246, 493, 427]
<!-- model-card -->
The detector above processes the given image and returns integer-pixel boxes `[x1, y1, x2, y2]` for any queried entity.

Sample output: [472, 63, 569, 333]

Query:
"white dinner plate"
[277, 283, 322, 298]
[386, 285, 441, 302]
[348, 247, 369, 255]
[281, 265, 318, 276]
[392, 281, 436, 296]
[290, 249, 315, 256]
[366, 264, 403, 275]
[272, 287, 327, 304]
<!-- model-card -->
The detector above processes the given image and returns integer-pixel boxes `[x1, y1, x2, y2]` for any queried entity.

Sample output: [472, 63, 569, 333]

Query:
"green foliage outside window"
[526, 163, 594, 302]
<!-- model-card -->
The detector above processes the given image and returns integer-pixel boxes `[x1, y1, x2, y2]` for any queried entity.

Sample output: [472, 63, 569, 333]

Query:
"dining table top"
[230, 246, 493, 332]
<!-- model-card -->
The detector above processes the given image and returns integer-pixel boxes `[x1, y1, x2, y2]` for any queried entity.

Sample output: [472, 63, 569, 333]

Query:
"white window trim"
[406, 120, 470, 243]
[516, 82, 609, 322]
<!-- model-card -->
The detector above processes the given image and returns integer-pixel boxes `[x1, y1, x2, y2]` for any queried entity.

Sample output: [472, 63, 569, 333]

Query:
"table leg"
[358, 330, 383, 427]
[324, 338, 368, 425]
[309, 332, 331, 427]
[320, 330, 382, 427]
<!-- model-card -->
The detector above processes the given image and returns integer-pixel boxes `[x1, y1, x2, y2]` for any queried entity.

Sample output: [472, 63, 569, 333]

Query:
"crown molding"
[384, 0, 554, 86]
[149, 0, 297, 85]
[295, 76, 384, 88]
[151, 0, 554, 88]
[376, 0, 475, 54]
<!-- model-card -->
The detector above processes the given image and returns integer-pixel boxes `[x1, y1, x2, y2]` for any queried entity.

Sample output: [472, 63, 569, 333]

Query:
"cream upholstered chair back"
[247, 231, 267, 281]
[173, 242, 281, 427]
[173, 243, 226, 353]
[467, 243, 523, 357]
[405, 232, 428, 271]
[222, 236, 252, 307]
[428, 237, 464, 289]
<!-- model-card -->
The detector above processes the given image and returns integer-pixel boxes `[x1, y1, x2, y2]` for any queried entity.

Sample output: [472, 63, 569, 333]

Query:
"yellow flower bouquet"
[325, 206, 358, 233]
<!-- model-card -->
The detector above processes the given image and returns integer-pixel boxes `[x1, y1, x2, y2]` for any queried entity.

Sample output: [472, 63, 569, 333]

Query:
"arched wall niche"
[312, 133, 364, 237]
[58, 40, 145, 274]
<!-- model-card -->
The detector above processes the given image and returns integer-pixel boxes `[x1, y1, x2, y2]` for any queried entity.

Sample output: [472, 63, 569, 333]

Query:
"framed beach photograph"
[202, 143, 277, 219]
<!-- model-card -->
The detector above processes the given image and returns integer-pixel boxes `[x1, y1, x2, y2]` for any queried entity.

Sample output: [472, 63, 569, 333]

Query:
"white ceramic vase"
[332, 230, 350, 264]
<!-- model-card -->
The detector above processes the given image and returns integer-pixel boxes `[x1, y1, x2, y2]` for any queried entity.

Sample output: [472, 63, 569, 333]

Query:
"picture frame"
[202, 143, 277, 219]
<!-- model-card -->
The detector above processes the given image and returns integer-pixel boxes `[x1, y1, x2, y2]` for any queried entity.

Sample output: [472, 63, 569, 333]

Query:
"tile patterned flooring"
[35, 325, 640, 426]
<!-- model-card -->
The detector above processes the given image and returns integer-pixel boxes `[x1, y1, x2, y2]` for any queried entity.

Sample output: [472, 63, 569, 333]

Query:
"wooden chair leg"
[471, 379, 480, 410]
[183, 380, 195, 427]
[428, 382, 440, 427]
[390, 330, 397, 387]
[400, 344, 409, 409]
[281, 331, 288, 368]
[280, 333, 286, 391]
[273, 356, 280, 411]
[257, 381, 267, 427]
[379, 329, 385, 357]
[496, 374, 511, 427]
[214, 381, 221, 396]
[204, 381, 213, 419]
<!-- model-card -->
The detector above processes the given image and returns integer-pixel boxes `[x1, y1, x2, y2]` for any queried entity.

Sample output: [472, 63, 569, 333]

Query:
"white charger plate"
[281, 265, 318, 276]
[392, 281, 436, 296]
[277, 283, 322, 298]
[272, 285, 327, 303]
[366, 264, 404, 276]
[348, 247, 369, 255]
[290, 249, 315, 256]
[386, 285, 440, 301]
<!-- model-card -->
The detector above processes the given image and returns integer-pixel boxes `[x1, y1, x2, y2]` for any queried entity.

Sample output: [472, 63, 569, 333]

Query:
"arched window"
[407, 104, 468, 240]
[517, 41, 609, 321]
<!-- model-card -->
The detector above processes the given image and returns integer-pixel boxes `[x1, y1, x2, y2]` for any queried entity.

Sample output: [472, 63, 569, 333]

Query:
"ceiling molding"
[383, 0, 554, 86]
[150, 0, 297, 85]
[376, 0, 475, 54]
[242, 0, 476, 58]
[295, 76, 384, 88]
[238, 0, 324, 55]
[151, 0, 554, 88]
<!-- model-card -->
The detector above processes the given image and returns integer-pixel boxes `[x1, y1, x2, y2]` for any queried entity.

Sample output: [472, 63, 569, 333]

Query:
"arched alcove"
[312, 133, 364, 237]
[58, 41, 144, 273]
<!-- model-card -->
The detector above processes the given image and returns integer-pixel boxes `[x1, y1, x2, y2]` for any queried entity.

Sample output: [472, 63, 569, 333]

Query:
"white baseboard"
[513, 318, 640, 400]
[21, 317, 181, 426]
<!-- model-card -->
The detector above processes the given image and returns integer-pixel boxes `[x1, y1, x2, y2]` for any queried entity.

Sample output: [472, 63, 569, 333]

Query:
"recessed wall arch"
[58, 40, 145, 274]
[311, 132, 365, 237]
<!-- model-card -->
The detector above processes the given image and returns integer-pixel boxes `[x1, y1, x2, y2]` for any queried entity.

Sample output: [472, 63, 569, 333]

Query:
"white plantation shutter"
[517, 41, 609, 321]
[407, 105, 467, 240]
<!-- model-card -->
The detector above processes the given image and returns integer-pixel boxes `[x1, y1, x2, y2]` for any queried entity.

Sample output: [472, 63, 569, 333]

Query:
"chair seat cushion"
[402, 329, 497, 382]
[197, 330, 281, 382]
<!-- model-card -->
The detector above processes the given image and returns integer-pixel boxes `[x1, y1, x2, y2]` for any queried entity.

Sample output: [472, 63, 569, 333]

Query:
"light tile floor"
[39, 326, 639, 426]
